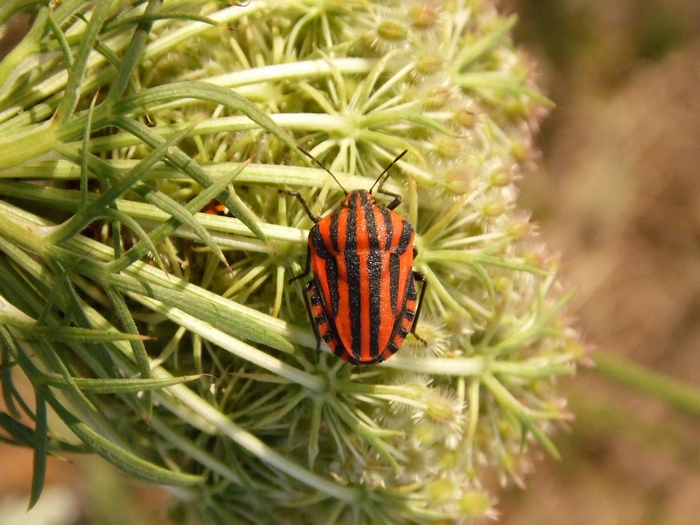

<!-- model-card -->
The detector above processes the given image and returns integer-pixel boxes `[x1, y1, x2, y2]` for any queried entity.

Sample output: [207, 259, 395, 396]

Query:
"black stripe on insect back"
[389, 254, 400, 314]
[330, 208, 340, 253]
[379, 207, 394, 251]
[364, 193, 382, 359]
[311, 278, 344, 352]
[310, 225, 332, 260]
[406, 273, 417, 300]
[326, 258, 340, 315]
[328, 207, 344, 316]
[310, 223, 341, 314]
[380, 207, 399, 315]
[396, 219, 413, 256]
[345, 192, 363, 360]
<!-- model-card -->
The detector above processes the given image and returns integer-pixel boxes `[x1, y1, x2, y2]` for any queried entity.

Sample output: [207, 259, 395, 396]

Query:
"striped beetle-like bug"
[288, 150, 427, 365]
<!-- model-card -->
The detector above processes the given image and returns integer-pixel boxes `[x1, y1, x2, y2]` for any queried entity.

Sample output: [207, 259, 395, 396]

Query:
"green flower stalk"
[0, 1, 583, 523]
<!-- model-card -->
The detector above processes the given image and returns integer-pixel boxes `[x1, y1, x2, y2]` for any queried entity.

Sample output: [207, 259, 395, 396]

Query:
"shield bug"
[287, 149, 427, 365]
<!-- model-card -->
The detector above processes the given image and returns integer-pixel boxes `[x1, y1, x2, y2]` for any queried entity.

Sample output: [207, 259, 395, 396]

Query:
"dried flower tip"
[433, 136, 463, 160]
[407, 5, 440, 28]
[498, 452, 528, 488]
[567, 339, 592, 363]
[522, 247, 549, 269]
[443, 166, 471, 194]
[505, 217, 535, 240]
[415, 51, 445, 75]
[487, 169, 514, 188]
[423, 84, 454, 108]
[453, 107, 479, 129]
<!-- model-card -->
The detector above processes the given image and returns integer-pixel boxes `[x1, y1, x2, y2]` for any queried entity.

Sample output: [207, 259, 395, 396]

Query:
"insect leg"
[289, 245, 311, 284]
[302, 279, 322, 351]
[377, 186, 403, 211]
[410, 271, 428, 345]
[282, 189, 320, 223]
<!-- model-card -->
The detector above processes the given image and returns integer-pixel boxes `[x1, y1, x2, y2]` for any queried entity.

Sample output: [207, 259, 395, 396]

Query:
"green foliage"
[0, 1, 582, 523]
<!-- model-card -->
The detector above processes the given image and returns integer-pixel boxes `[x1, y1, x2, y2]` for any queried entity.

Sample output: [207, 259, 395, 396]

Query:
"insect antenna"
[368, 150, 408, 194]
[298, 147, 348, 196]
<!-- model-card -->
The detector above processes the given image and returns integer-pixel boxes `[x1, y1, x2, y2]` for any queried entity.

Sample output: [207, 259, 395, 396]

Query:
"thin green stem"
[0, 7, 48, 94]
[380, 355, 485, 375]
[0, 122, 59, 171]
[105, 0, 161, 103]
[130, 294, 322, 392]
[594, 351, 700, 418]
[56, 0, 116, 123]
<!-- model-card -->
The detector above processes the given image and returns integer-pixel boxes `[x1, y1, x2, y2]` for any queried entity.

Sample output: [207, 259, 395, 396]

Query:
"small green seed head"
[377, 19, 408, 41]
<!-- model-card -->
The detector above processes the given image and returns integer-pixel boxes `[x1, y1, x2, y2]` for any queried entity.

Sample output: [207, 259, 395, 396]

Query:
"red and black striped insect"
[288, 150, 427, 365]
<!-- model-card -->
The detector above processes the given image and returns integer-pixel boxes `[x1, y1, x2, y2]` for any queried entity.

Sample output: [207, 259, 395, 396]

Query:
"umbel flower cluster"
[0, 1, 584, 523]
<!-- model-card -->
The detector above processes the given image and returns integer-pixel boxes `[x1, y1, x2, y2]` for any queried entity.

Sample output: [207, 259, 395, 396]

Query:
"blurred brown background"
[501, 1, 700, 524]
[3, 1, 700, 523]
